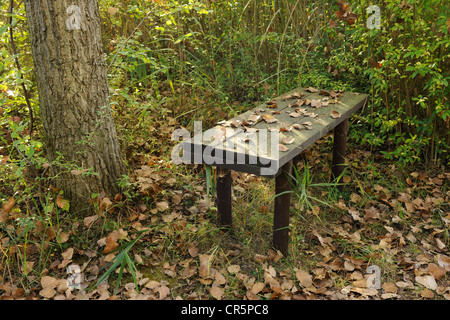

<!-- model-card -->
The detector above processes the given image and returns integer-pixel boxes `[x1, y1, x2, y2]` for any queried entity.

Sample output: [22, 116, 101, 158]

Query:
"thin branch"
[9, 0, 34, 137]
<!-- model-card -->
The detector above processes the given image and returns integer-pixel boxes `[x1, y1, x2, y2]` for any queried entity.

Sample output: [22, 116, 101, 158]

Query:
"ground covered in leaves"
[1, 122, 448, 300]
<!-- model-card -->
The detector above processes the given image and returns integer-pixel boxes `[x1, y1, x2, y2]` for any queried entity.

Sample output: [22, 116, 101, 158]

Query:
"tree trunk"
[24, 0, 125, 214]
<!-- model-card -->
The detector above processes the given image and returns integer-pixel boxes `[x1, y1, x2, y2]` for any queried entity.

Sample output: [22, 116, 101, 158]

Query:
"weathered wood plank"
[182, 87, 369, 176]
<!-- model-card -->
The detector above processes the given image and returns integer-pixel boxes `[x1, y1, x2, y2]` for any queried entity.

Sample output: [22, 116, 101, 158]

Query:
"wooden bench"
[182, 87, 369, 255]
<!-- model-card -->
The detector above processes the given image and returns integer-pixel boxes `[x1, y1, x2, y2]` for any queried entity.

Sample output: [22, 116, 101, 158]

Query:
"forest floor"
[1, 108, 449, 301]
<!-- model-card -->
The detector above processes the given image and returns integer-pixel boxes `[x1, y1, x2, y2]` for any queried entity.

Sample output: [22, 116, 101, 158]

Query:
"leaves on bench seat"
[261, 114, 278, 124]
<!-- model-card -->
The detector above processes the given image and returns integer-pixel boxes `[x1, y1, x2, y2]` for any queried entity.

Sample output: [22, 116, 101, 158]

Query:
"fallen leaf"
[310, 99, 322, 108]
[415, 275, 437, 290]
[214, 272, 227, 285]
[289, 112, 303, 118]
[41, 276, 59, 289]
[351, 287, 378, 296]
[428, 263, 446, 280]
[281, 137, 295, 145]
[296, 269, 313, 288]
[261, 114, 278, 124]
[156, 201, 169, 212]
[39, 287, 56, 299]
[56, 196, 70, 211]
[382, 282, 398, 294]
[305, 87, 319, 93]
[1, 197, 15, 215]
[330, 110, 341, 119]
[188, 244, 199, 258]
[421, 288, 434, 298]
[438, 255, 450, 271]
[435, 238, 446, 250]
[103, 234, 119, 255]
[247, 114, 260, 123]
[83, 215, 98, 228]
[210, 285, 224, 300]
[343, 176, 351, 183]
[254, 254, 268, 264]
[250, 282, 265, 295]
[157, 285, 171, 299]
[62, 248, 74, 260]
[278, 144, 289, 152]
[100, 197, 113, 213]
[227, 265, 241, 274]
[291, 92, 304, 99]
[199, 254, 213, 278]
[302, 122, 313, 130]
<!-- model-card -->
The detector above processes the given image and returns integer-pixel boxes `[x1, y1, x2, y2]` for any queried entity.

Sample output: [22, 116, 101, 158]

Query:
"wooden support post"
[273, 160, 293, 256]
[331, 119, 349, 190]
[216, 168, 232, 228]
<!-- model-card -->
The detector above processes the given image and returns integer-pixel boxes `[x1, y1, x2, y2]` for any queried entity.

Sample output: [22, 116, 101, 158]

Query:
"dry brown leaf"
[254, 254, 268, 264]
[102, 230, 126, 255]
[227, 265, 241, 274]
[261, 114, 278, 124]
[250, 282, 265, 295]
[310, 99, 322, 108]
[278, 144, 289, 152]
[156, 201, 169, 212]
[305, 87, 319, 93]
[157, 285, 171, 300]
[289, 112, 303, 118]
[59, 232, 70, 243]
[421, 288, 434, 298]
[296, 270, 313, 288]
[248, 114, 261, 123]
[145, 280, 161, 290]
[181, 265, 197, 279]
[188, 244, 199, 258]
[438, 254, 450, 271]
[214, 272, 227, 285]
[61, 248, 74, 260]
[56, 196, 69, 210]
[39, 287, 56, 299]
[330, 110, 342, 119]
[83, 215, 98, 228]
[435, 238, 446, 250]
[291, 92, 304, 98]
[246, 291, 260, 300]
[302, 122, 313, 130]
[199, 254, 213, 278]
[382, 282, 398, 293]
[41, 276, 60, 289]
[416, 275, 437, 290]
[281, 137, 295, 145]
[428, 263, 446, 281]
[210, 285, 224, 300]
[351, 287, 378, 296]
[1, 197, 15, 215]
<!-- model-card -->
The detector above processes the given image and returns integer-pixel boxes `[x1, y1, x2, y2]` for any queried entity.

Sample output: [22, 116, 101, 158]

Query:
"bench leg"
[216, 168, 232, 228]
[331, 119, 348, 190]
[273, 160, 293, 256]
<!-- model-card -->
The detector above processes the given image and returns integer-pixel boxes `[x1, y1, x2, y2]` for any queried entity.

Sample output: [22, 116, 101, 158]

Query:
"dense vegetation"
[0, 0, 448, 300]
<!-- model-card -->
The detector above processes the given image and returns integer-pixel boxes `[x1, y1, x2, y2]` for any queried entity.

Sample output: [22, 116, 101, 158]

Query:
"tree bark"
[24, 0, 125, 214]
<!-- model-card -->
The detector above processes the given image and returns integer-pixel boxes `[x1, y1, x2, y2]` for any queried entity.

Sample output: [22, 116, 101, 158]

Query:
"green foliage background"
[1, 0, 449, 171]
